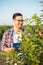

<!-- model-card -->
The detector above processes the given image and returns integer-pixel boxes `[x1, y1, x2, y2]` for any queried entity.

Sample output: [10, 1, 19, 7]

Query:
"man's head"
[12, 13, 23, 29]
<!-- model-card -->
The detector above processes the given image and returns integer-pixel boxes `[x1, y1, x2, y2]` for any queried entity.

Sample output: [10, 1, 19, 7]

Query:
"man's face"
[13, 16, 23, 29]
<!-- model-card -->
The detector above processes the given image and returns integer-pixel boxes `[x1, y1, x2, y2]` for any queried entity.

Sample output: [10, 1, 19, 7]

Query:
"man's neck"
[14, 26, 21, 32]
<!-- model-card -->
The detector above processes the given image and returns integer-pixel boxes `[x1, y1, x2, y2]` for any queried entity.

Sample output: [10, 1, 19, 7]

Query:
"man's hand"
[3, 48, 16, 52]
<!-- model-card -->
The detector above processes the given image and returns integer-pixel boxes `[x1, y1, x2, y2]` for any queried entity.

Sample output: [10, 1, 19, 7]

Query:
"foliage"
[20, 29, 43, 65]
[0, 13, 43, 65]
[0, 24, 43, 65]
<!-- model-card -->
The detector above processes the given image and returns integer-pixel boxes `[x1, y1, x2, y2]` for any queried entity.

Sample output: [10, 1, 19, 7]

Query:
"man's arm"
[1, 31, 16, 52]
[3, 48, 16, 52]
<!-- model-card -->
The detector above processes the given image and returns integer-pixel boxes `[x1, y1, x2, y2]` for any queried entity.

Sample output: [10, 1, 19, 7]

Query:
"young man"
[1, 13, 30, 52]
[1, 13, 25, 52]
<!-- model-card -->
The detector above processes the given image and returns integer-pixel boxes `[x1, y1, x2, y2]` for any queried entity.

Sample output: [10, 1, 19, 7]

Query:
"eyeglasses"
[15, 19, 24, 22]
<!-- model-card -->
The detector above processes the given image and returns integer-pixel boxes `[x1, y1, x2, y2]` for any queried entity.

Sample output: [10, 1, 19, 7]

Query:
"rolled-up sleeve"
[1, 32, 7, 51]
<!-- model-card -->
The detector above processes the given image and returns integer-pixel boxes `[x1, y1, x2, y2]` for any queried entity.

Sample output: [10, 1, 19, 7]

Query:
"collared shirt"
[1, 28, 24, 51]
[1, 27, 30, 51]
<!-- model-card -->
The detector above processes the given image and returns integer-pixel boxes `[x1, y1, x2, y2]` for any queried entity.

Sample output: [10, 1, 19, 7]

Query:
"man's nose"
[20, 21, 23, 24]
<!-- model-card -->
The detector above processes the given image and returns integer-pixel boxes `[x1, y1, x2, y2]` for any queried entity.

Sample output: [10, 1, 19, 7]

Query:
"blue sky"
[0, 0, 42, 25]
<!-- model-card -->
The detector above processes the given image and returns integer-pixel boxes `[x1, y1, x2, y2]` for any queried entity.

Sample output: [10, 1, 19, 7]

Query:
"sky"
[0, 0, 42, 25]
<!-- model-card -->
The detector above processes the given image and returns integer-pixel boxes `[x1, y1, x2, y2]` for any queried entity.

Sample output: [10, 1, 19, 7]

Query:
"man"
[1, 13, 30, 52]
[1, 13, 25, 52]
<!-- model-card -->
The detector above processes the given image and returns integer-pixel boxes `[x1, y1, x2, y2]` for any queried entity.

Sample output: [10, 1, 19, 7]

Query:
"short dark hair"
[13, 13, 23, 19]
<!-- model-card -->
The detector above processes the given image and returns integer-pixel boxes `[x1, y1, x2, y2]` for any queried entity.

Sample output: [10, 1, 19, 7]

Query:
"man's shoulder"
[3, 28, 12, 35]
[22, 28, 29, 32]
[22, 28, 30, 36]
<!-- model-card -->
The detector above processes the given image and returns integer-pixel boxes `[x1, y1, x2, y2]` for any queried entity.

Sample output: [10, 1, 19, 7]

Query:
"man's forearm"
[3, 48, 16, 52]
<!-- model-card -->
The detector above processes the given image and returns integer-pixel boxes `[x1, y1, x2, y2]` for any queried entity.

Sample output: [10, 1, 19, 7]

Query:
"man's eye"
[18, 20, 24, 22]
[18, 20, 20, 21]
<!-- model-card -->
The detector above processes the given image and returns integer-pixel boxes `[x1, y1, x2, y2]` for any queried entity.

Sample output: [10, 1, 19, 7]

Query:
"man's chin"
[18, 25, 22, 28]
[18, 26, 22, 29]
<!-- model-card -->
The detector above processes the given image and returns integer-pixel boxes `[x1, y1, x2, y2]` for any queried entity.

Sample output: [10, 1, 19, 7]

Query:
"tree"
[40, 0, 43, 23]
[30, 13, 41, 25]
